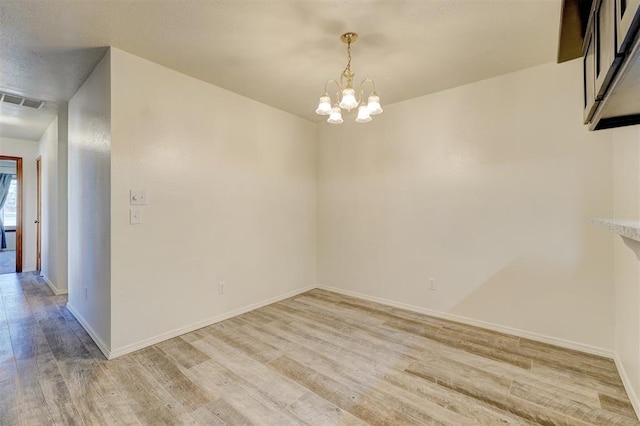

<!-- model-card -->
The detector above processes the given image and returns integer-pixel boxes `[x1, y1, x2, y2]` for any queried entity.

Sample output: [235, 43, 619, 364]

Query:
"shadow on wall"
[622, 237, 640, 260]
[450, 258, 576, 322]
[447, 249, 612, 348]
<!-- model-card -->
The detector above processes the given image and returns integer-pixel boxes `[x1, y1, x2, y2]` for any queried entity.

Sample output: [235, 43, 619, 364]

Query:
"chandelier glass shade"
[316, 32, 383, 124]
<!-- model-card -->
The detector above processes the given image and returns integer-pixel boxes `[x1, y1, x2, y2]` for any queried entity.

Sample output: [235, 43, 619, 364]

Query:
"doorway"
[0, 156, 22, 274]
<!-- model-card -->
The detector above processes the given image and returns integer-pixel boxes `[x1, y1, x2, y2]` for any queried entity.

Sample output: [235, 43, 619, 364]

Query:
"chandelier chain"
[342, 39, 353, 78]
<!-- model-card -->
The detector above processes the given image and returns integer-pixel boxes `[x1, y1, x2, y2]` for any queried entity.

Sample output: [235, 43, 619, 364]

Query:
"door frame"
[0, 156, 22, 273]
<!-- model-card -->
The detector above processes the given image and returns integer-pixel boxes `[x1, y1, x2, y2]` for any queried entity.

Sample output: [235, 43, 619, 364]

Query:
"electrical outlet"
[428, 278, 437, 291]
[218, 281, 225, 295]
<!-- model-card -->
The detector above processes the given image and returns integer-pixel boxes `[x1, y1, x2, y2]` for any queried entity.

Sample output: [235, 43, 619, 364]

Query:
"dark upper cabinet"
[584, 0, 640, 129]
[595, 0, 621, 99]
[616, 0, 640, 54]
[584, 31, 599, 123]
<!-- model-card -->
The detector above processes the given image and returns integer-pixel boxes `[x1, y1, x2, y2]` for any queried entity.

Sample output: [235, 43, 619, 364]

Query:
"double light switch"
[130, 190, 147, 224]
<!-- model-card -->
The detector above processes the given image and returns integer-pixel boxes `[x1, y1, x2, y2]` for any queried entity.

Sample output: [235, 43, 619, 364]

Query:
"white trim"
[66, 302, 111, 359]
[41, 274, 67, 295]
[614, 351, 640, 419]
[317, 285, 614, 358]
[107, 285, 315, 359]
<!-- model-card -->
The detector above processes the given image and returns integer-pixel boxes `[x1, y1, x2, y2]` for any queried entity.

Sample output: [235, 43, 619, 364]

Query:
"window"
[1, 176, 17, 228]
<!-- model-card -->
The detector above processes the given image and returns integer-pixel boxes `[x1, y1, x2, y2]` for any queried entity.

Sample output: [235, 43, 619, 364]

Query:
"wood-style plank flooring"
[1, 272, 638, 425]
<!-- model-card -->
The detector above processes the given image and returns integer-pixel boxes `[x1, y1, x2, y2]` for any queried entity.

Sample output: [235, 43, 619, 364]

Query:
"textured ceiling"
[0, 0, 562, 140]
[0, 101, 58, 141]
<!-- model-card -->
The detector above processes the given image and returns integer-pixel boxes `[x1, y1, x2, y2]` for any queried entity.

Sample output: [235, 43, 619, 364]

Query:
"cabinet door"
[584, 32, 599, 124]
[595, 0, 620, 98]
[616, 0, 640, 54]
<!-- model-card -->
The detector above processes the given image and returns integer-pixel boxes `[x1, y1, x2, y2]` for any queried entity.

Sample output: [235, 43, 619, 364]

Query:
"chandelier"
[315, 32, 383, 124]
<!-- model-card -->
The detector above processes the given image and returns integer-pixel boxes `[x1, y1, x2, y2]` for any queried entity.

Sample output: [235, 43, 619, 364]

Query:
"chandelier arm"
[359, 78, 377, 94]
[323, 79, 341, 93]
[323, 79, 342, 102]
[357, 87, 364, 106]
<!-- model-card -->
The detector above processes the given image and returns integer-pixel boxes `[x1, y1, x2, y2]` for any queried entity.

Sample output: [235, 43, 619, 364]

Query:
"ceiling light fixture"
[316, 32, 382, 124]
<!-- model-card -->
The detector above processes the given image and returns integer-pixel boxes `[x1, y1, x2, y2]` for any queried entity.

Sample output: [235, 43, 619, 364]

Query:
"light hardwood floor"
[0, 272, 638, 425]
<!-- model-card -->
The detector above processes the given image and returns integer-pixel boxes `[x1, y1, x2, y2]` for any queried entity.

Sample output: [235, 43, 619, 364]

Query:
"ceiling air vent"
[0, 92, 44, 109]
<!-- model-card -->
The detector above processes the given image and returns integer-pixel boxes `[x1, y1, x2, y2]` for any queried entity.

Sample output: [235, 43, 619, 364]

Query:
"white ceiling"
[0, 101, 59, 141]
[0, 0, 562, 141]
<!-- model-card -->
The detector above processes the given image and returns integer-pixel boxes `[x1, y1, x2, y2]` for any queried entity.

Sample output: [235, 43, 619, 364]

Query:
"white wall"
[67, 52, 112, 354]
[612, 125, 640, 413]
[0, 136, 40, 271]
[57, 104, 68, 291]
[108, 48, 316, 354]
[38, 108, 68, 294]
[317, 59, 614, 353]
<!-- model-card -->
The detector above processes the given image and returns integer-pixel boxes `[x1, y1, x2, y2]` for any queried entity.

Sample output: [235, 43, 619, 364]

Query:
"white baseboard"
[614, 352, 640, 419]
[66, 302, 111, 359]
[69, 281, 617, 367]
[107, 284, 316, 359]
[316, 285, 614, 359]
[41, 274, 68, 295]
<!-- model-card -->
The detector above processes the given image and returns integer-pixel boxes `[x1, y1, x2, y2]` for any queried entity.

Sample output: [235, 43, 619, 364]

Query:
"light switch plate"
[130, 190, 148, 205]
[130, 209, 142, 224]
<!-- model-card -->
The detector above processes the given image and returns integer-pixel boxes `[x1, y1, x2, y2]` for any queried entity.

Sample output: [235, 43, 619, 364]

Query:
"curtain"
[0, 174, 14, 249]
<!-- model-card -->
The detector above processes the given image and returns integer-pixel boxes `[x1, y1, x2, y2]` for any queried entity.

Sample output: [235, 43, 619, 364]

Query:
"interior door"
[36, 156, 41, 272]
